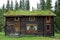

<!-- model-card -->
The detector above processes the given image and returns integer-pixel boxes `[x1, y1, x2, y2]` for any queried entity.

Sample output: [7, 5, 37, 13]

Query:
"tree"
[15, 0, 19, 10]
[2, 4, 5, 13]
[56, 0, 60, 16]
[45, 0, 51, 10]
[22, 0, 24, 10]
[6, 0, 10, 11]
[54, 0, 60, 33]
[19, 0, 22, 10]
[40, 0, 45, 10]
[10, 0, 13, 10]
[37, 3, 40, 10]
[55, 1, 58, 14]
[26, 0, 30, 10]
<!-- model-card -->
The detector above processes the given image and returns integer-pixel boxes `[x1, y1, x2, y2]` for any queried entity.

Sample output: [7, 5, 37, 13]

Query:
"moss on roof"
[4, 10, 56, 16]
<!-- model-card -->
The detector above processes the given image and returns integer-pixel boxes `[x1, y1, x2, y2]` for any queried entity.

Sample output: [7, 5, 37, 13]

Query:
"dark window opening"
[46, 17, 51, 23]
[29, 17, 35, 21]
[15, 17, 19, 21]
[29, 25, 35, 30]
[46, 24, 51, 31]
[46, 17, 49, 20]
[47, 25, 50, 30]
[16, 17, 18, 20]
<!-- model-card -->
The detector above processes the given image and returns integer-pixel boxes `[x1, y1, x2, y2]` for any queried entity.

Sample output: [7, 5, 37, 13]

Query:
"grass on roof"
[4, 10, 56, 16]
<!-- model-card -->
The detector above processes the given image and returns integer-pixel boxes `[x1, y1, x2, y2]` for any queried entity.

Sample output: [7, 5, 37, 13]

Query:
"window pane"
[15, 17, 19, 21]
[47, 25, 49, 30]
[47, 17, 49, 20]
[29, 17, 35, 21]
[26, 24, 37, 30]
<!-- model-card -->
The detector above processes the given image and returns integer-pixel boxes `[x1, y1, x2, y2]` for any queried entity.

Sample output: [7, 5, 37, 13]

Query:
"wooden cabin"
[4, 10, 56, 36]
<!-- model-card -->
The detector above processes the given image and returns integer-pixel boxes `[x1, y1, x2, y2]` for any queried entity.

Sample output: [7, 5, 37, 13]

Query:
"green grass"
[0, 32, 60, 40]
[4, 10, 56, 16]
[55, 33, 60, 38]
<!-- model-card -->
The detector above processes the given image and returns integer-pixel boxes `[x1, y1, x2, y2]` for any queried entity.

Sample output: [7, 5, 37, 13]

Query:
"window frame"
[14, 17, 19, 21]
[46, 24, 51, 31]
[26, 24, 38, 31]
[29, 17, 35, 21]
[46, 17, 50, 23]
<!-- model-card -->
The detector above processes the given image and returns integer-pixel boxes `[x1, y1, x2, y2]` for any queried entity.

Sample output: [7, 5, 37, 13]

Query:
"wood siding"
[13, 17, 20, 32]
[5, 16, 54, 36]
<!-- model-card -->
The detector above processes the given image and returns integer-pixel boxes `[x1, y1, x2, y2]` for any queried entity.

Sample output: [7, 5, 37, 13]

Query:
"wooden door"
[14, 17, 20, 33]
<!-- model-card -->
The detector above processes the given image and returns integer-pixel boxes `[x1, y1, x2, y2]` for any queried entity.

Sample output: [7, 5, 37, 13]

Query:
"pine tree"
[10, 0, 13, 10]
[45, 0, 51, 10]
[15, 0, 19, 10]
[22, 0, 24, 10]
[2, 4, 6, 13]
[37, 3, 40, 10]
[55, 1, 58, 14]
[2, 4, 5, 12]
[19, 0, 25, 10]
[57, 0, 60, 16]
[19, 0, 22, 10]
[26, 0, 30, 10]
[55, 0, 60, 16]
[54, 0, 60, 33]
[40, 0, 45, 10]
[6, 0, 10, 11]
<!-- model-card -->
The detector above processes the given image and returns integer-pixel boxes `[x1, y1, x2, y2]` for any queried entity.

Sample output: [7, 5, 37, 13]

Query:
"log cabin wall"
[13, 17, 20, 33]
[5, 17, 14, 35]
[5, 16, 54, 36]
[44, 16, 54, 36]
[5, 17, 21, 35]
[20, 16, 44, 35]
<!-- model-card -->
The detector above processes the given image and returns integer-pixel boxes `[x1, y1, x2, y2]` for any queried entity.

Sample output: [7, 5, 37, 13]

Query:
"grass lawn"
[0, 32, 60, 40]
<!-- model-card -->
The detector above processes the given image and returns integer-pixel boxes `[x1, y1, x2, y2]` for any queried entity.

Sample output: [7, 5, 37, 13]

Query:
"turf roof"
[4, 10, 56, 16]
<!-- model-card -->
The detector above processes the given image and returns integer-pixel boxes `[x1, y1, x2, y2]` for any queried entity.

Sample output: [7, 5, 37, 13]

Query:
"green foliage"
[0, 32, 60, 40]
[40, 0, 45, 10]
[0, 9, 4, 32]
[10, 0, 13, 10]
[6, 0, 10, 11]
[54, 1, 58, 14]
[54, 17, 60, 33]
[26, 0, 30, 10]
[19, 0, 22, 10]
[4, 10, 56, 16]
[2, 4, 5, 10]
[0, 32, 54, 40]
[37, 3, 39, 10]
[15, 0, 19, 10]
[54, 0, 60, 33]
[55, 33, 60, 38]
[45, 0, 51, 10]
[22, 0, 24, 10]
[2, 4, 5, 13]
[55, 0, 60, 17]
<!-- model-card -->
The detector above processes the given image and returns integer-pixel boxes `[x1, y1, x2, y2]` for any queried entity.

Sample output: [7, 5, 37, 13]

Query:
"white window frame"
[26, 24, 38, 30]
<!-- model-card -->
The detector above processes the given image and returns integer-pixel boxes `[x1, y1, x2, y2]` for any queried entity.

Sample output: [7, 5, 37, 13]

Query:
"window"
[46, 24, 51, 30]
[26, 24, 37, 30]
[46, 17, 49, 20]
[29, 17, 35, 21]
[15, 17, 19, 21]
[46, 17, 50, 23]
[29, 25, 35, 30]
[47, 25, 50, 30]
